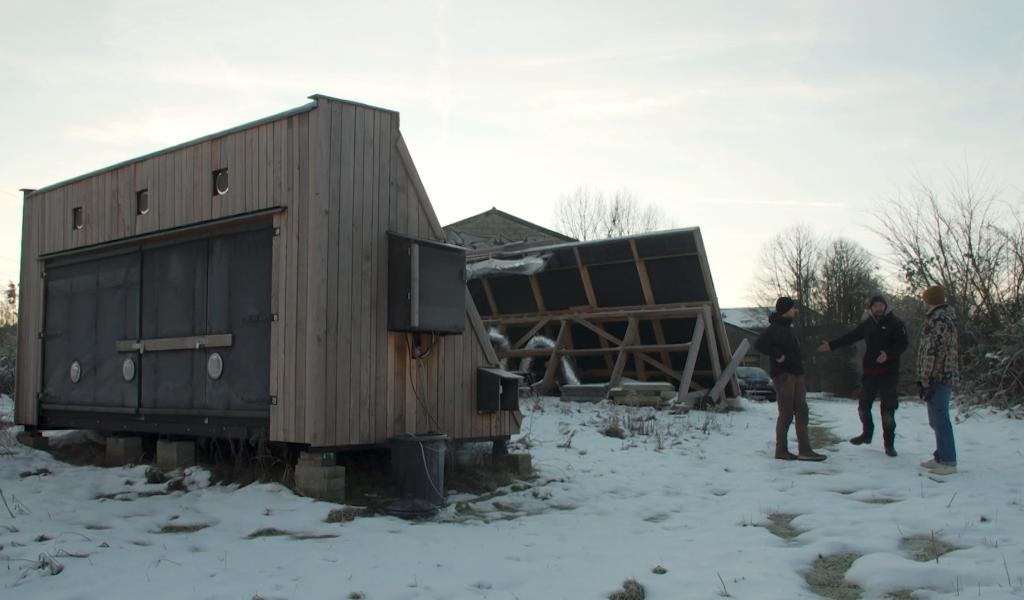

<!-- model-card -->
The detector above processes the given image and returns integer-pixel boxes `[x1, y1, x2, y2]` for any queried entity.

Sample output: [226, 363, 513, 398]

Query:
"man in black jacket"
[817, 295, 908, 457]
[754, 297, 826, 461]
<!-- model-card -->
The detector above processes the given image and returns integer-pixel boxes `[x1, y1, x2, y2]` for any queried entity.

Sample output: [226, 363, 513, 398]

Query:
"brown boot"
[797, 450, 827, 461]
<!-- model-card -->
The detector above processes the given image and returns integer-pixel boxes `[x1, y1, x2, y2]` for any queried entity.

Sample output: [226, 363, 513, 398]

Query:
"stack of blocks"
[294, 452, 346, 503]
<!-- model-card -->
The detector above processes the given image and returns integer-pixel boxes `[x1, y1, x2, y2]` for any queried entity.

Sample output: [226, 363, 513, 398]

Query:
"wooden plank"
[705, 339, 750, 404]
[273, 119, 285, 207]
[480, 279, 500, 316]
[347, 107, 366, 444]
[535, 321, 568, 395]
[609, 318, 638, 388]
[374, 111, 392, 442]
[258, 123, 270, 209]
[693, 229, 739, 397]
[304, 102, 330, 445]
[512, 318, 551, 349]
[677, 315, 706, 401]
[573, 246, 615, 372]
[487, 305, 707, 325]
[323, 103, 343, 446]
[358, 108, 375, 442]
[294, 112, 309, 443]
[114, 333, 233, 353]
[335, 103, 356, 445]
[281, 119, 299, 442]
[14, 191, 39, 424]
[528, 275, 546, 312]
[701, 306, 723, 383]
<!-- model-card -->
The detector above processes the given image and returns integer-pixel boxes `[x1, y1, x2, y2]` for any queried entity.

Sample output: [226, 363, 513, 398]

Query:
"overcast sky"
[1, 0, 1021, 306]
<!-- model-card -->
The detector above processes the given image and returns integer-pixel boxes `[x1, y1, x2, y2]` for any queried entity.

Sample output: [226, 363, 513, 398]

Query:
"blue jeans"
[926, 383, 957, 465]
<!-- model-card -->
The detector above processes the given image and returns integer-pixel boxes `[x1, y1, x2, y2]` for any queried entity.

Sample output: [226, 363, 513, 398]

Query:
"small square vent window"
[72, 206, 84, 230]
[213, 169, 229, 196]
[136, 189, 149, 215]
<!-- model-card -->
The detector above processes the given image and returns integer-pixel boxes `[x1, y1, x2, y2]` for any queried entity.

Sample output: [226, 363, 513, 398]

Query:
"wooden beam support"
[512, 318, 551, 350]
[705, 339, 749, 405]
[630, 239, 672, 372]
[574, 246, 613, 372]
[677, 315, 706, 402]
[528, 274, 546, 312]
[535, 320, 569, 396]
[481, 278, 500, 317]
[701, 306, 724, 383]
[608, 318, 638, 388]
[484, 304, 708, 325]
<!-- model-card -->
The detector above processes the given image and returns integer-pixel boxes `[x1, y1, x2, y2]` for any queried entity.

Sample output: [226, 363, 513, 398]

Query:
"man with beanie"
[755, 297, 827, 461]
[918, 285, 959, 475]
[817, 295, 909, 456]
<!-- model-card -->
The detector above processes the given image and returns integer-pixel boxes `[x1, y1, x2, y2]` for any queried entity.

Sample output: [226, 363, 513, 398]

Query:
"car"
[736, 366, 776, 402]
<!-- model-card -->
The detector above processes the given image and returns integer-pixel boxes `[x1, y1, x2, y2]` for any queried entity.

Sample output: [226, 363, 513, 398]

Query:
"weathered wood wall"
[16, 95, 518, 446]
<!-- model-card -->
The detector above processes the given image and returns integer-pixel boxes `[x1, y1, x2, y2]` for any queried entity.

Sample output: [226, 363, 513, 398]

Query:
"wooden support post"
[701, 306, 723, 382]
[630, 239, 672, 371]
[704, 339, 749, 405]
[535, 320, 569, 396]
[481, 278, 500, 316]
[528, 275, 546, 312]
[677, 315, 706, 402]
[575, 247, 614, 373]
[609, 318, 638, 388]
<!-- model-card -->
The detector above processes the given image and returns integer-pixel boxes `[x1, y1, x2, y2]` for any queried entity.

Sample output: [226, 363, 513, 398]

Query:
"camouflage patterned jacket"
[916, 304, 960, 385]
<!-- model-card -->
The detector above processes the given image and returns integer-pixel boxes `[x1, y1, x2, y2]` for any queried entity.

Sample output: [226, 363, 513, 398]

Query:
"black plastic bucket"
[390, 432, 448, 506]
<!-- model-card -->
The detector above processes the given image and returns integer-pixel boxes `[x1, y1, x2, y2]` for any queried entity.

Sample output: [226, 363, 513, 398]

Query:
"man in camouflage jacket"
[917, 285, 959, 475]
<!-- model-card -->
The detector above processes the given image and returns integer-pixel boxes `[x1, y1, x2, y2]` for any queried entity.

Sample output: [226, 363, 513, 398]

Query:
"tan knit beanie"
[922, 285, 946, 306]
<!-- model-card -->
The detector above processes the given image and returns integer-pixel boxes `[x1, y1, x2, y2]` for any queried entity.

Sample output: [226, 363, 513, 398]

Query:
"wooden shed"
[15, 94, 519, 450]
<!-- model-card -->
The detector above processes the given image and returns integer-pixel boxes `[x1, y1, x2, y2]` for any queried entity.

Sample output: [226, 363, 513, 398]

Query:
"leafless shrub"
[554, 186, 670, 241]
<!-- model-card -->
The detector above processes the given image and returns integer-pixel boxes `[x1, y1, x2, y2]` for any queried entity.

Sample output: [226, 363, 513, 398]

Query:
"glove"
[916, 381, 926, 400]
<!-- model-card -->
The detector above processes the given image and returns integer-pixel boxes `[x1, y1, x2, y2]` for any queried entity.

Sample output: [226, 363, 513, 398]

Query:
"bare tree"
[815, 238, 883, 325]
[0, 283, 16, 327]
[553, 186, 668, 241]
[871, 169, 1024, 331]
[752, 224, 823, 326]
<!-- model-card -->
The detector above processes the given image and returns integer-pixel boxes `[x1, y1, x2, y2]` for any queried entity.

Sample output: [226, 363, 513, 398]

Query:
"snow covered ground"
[2, 392, 1023, 599]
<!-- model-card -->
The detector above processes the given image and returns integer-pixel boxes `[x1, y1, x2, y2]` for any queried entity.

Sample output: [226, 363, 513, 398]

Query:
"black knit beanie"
[775, 297, 796, 314]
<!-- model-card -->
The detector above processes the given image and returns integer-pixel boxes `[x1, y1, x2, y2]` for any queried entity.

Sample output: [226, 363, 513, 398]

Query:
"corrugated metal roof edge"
[26, 94, 399, 198]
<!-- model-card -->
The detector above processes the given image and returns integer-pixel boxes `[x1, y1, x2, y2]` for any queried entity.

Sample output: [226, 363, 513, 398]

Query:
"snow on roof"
[721, 307, 771, 332]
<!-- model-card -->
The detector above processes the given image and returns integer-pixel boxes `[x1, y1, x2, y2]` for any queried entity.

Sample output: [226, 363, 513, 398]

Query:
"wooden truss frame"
[470, 228, 741, 402]
[483, 304, 727, 402]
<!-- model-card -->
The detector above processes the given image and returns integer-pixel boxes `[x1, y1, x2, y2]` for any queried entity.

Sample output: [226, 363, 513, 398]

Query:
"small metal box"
[476, 367, 522, 413]
[387, 232, 467, 334]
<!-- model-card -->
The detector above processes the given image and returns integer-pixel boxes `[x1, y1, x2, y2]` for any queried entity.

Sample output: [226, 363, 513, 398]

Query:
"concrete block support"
[16, 431, 50, 451]
[294, 452, 346, 503]
[106, 437, 144, 467]
[497, 453, 533, 477]
[156, 440, 196, 471]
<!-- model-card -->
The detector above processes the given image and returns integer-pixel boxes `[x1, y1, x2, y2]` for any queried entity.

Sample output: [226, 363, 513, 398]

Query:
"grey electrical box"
[387, 232, 467, 334]
[477, 367, 522, 413]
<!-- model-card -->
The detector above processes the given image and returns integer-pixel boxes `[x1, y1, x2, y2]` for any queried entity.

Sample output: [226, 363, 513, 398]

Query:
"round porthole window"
[70, 360, 82, 384]
[214, 169, 229, 196]
[207, 352, 224, 380]
[122, 357, 136, 382]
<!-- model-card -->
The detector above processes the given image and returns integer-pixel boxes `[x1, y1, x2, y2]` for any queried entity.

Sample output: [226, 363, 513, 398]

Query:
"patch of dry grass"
[609, 578, 645, 600]
[804, 553, 863, 600]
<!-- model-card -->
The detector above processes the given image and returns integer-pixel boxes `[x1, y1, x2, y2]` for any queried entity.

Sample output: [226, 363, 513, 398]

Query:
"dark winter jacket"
[754, 313, 805, 378]
[828, 311, 909, 377]
[917, 304, 960, 385]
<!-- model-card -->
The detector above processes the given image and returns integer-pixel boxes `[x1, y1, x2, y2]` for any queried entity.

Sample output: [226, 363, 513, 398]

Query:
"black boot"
[851, 408, 874, 445]
[849, 431, 873, 445]
[882, 413, 896, 457]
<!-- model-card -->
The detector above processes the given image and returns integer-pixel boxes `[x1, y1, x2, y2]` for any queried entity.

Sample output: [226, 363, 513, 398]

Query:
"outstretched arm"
[827, 320, 867, 351]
